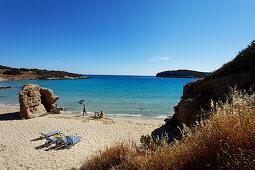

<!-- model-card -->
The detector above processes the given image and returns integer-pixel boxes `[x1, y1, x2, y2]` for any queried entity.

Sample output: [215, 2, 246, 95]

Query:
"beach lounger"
[55, 137, 67, 145]
[39, 130, 60, 139]
[45, 137, 58, 144]
[65, 136, 83, 148]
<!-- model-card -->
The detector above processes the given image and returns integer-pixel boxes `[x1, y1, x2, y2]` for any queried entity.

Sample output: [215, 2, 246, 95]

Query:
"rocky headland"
[0, 65, 90, 81]
[156, 69, 209, 78]
[165, 40, 255, 128]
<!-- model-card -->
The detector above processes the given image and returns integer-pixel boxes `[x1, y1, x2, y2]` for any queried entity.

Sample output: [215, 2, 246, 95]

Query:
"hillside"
[0, 66, 90, 81]
[156, 69, 209, 78]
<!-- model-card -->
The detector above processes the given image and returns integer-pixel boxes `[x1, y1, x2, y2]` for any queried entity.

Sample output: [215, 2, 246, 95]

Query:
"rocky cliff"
[166, 40, 255, 128]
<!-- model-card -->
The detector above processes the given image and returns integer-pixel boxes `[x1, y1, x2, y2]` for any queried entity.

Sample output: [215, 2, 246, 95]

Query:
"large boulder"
[19, 84, 59, 119]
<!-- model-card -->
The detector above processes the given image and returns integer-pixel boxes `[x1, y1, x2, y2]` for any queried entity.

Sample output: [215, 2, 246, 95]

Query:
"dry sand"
[0, 104, 164, 170]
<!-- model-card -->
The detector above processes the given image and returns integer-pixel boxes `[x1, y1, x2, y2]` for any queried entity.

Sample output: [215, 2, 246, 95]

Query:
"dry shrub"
[81, 89, 255, 170]
[80, 142, 146, 170]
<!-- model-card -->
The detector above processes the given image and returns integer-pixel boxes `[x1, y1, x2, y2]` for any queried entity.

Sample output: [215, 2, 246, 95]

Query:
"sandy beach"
[0, 104, 164, 170]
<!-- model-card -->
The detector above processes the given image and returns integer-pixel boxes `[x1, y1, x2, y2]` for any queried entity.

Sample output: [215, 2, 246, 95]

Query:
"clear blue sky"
[0, 0, 255, 75]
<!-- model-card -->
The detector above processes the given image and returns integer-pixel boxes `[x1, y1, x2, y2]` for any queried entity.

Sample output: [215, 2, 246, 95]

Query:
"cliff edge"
[166, 40, 255, 128]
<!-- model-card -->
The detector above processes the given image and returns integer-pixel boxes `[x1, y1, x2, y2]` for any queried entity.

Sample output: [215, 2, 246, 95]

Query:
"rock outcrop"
[166, 40, 255, 127]
[0, 86, 12, 89]
[19, 84, 60, 119]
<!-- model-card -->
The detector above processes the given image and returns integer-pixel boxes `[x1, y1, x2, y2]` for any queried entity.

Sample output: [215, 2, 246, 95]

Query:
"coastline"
[0, 75, 189, 118]
[0, 104, 164, 169]
[0, 102, 169, 121]
[60, 110, 169, 121]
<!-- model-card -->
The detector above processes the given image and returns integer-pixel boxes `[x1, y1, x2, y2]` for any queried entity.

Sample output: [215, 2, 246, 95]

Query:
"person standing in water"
[83, 104, 87, 116]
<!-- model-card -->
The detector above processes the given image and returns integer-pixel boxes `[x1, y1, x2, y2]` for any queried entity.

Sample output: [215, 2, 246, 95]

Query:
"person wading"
[83, 104, 87, 116]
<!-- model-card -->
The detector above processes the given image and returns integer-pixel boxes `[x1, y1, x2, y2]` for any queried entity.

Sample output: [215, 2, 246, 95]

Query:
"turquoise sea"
[0, 75, 196, 119]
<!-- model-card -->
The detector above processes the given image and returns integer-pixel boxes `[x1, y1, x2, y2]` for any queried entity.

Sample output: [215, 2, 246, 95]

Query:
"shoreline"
[62, 111, 169, 121]
[0, 102, 169, 121]
[0, 103, 164, 169]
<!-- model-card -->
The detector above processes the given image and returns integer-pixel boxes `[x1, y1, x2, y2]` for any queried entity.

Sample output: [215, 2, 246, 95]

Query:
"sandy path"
[0, 104, 163, 170]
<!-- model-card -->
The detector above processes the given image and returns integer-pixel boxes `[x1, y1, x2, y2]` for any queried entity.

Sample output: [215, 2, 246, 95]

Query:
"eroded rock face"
[40, 88, 59, 113]
[173, 73, 253, 127]
[19, 84, 59, 119]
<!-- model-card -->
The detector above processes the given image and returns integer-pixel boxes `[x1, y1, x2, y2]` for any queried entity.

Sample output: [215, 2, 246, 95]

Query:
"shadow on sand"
[0, 112, 20, 121]
[31, 137, 43, 141]
[35, 143, 71, 151]
[35, 143, 51, 150]
[152, 125, 181, 144]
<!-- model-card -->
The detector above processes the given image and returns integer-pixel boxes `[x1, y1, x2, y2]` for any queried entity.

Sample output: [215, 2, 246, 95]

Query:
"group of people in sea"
[82, 104, 104, 118]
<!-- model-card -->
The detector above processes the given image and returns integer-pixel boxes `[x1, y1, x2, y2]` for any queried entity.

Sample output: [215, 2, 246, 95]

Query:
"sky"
[0, 0, 255, 75]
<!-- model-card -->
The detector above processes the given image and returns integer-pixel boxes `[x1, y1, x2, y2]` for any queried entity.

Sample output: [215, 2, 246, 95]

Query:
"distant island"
[0, 65, 90, 81]
[156, 69, 209, 78]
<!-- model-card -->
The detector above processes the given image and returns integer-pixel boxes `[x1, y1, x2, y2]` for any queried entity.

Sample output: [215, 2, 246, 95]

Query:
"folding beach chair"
[39, 130, 60, 139]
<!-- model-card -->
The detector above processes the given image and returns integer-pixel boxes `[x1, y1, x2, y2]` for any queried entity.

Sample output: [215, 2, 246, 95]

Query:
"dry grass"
[80, 89, 255, 170]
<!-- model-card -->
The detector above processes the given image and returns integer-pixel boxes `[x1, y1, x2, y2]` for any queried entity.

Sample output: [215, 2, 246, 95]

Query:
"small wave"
[107, 113, 142, 117]
[60, 110, 73, 114]
[155, 115, 168, 119]
[60, 110, 169, 120]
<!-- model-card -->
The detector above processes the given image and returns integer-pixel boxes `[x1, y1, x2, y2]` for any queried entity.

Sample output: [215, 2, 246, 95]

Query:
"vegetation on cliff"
[3, 68, 22, 75]
[81, 89, 255, 169]
[156, 69, 209, 78]
[0, 65, 11, 69]
[32, 69, 87, 80]
[208, 40, 255, 79]
[0, 65, 89, 80]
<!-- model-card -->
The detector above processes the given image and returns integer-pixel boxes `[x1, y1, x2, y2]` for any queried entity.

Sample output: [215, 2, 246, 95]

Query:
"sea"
[0, 75, 196, 120]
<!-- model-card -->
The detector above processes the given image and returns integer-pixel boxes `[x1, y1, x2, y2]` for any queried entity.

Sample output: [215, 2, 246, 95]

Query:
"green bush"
[0, 65, 10, 69]
[18, 68, 29, 71]
[33, 69, 83, 79]
[3, 69, 22, 75]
